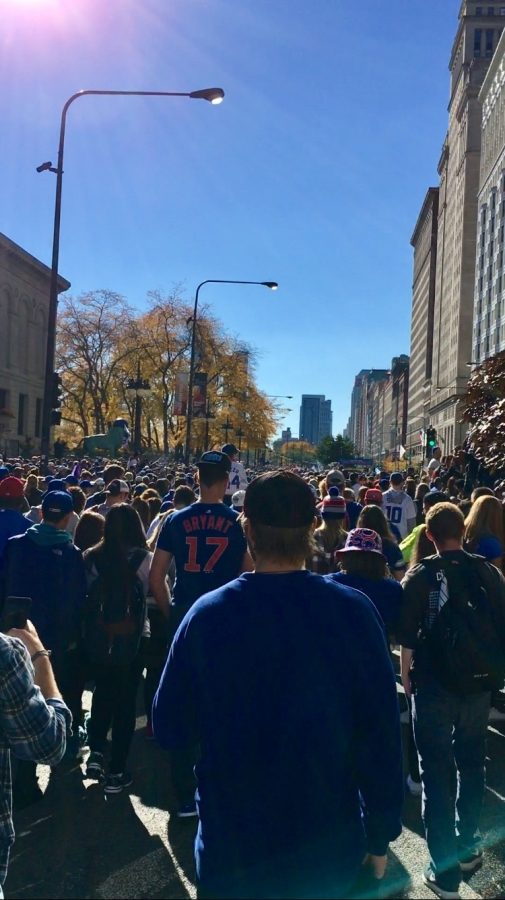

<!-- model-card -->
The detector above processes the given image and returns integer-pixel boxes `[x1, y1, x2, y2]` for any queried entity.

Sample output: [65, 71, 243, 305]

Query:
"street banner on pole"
[193, 372, 208, 418]
[174, 372, 189, 416]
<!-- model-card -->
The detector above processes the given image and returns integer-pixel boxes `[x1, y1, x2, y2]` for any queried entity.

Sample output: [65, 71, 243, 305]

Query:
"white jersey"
[226, 460, 248, 497]
[381, 489, 416, 540]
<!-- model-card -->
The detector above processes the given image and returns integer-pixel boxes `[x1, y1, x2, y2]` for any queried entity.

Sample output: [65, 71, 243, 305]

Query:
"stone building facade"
[407, 188, 439, 461]
[0, 232, 69, 456]
[429, 1, 503, 452]
[472, 27, 505, 364]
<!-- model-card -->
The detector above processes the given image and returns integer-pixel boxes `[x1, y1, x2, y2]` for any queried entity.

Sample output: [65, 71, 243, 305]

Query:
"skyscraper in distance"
[299, 395, 333, 445]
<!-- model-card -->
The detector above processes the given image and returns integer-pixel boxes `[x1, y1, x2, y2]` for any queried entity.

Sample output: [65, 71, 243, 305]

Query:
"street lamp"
[126, 361, 151, 456]
[185, 279, 278, 464]
[37, 86, 224, 471]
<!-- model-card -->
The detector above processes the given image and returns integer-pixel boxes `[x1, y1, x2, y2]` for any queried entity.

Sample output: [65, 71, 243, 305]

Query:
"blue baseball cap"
[0, 467, 9, 482]
[44, 478, 68, 495]
[42, 490, 73, 517]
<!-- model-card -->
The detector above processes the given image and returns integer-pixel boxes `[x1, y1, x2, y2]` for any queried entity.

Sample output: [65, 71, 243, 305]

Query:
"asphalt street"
[5, 683, 505, 900]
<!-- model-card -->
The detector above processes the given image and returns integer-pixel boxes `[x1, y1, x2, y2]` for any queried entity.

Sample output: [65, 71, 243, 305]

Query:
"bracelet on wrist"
[31, 649, 52, 664]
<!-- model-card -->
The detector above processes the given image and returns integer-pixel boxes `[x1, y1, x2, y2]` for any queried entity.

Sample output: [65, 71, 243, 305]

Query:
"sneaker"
[176, 800, 198, 819]
[103, 771, 133, 795]
[423, 865, 460, 899]
[406, 774, 422, 796]
[459, 850, 483, 873]
[144, 721, 155, 741]
[85, 751, 105, 780]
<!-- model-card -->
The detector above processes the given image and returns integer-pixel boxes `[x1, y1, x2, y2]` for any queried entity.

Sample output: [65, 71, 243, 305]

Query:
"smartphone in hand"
[1, 597, 32, 632]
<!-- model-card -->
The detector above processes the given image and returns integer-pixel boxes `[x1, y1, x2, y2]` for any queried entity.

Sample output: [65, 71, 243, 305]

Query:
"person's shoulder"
[0, 634, 28, 677]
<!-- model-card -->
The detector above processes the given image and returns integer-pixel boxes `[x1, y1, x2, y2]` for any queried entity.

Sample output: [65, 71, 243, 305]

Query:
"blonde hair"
[465, 495, 505, 550]
[314, 519, 347, 554]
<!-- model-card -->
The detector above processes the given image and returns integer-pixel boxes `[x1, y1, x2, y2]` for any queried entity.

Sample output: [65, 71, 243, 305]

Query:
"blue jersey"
[156, 502, 247, 612]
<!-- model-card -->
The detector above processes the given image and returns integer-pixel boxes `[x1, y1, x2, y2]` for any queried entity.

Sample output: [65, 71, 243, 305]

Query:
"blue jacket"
[2, 530, 86, 654]
[0, 511, 30, 566]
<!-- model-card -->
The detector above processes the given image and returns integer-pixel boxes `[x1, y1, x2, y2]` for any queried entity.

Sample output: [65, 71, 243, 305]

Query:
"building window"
[485, 29, 494, 55]
[17, 393, 27, 436]
[500, 6, 505, 14]
[476, 6, 483, 13]
[488, 6, 495, 14]
[35, 398, 42, 438]
[475, 28, 483, 54]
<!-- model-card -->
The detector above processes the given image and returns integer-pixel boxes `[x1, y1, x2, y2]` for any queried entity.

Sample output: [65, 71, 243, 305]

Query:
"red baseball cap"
[0, 477, 25, 499]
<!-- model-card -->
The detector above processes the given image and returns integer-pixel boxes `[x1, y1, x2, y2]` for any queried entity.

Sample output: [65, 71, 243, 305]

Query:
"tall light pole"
[185, 279, 278, 464]
[126, 361, 151, 456]
[37, 86, 224, 471]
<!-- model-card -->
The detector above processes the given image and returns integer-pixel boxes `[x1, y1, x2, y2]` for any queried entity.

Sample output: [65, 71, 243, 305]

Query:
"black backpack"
[416, 552, 505, 695]
[83, 548, 147, 667]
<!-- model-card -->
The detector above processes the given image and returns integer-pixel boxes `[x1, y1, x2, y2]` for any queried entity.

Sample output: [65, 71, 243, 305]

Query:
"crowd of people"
[0, 441, 503, 899]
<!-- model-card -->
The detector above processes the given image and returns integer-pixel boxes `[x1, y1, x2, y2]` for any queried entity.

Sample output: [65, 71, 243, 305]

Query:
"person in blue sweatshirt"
[0, 478, 30, 568]
[331, 528, 403, 638]
[153, 471, 403, 900]
[2, 491, 86, 803]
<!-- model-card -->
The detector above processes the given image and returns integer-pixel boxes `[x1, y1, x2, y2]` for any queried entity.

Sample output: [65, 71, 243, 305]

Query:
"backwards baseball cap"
[42, 490, 73, 518]
[106, 479, 130, 496]
[244, 471, 316, 528]
[320, 486, 346, 519]
[364, 488, 383, 506]
[221, 444, 238, 458]
[197, 451, 231, 473]
[337, 528, 384, 556]
[0, 476, 25, 499]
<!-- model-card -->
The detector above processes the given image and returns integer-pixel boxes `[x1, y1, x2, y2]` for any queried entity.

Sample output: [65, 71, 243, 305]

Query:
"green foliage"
[317, 434, 356, 465]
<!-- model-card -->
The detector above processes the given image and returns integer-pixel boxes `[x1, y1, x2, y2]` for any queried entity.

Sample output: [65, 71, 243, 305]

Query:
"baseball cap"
[0, 467, 9, 482]
[244, 471, 316, 528]
[197, 451, 231, 473]
[106, 479, 130, 496]
[326, 469, 345, 486]
[91, 477, 105, 488]
[232, 489, 246, 510]
[337, 528, 384, 556]
[0, 477, 25, 499]
[320, 487, 347, 519]
[221, 444, 238, 458]
[44, 478, 68, 495]
[64, 474, 79, 486]
[42, 490, 74, 517]
[79, 480, 92, 490]
[364, 488, 383, 506]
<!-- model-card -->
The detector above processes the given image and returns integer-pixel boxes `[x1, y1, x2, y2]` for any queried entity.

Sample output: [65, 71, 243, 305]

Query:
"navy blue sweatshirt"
[153, 570, 403, 899]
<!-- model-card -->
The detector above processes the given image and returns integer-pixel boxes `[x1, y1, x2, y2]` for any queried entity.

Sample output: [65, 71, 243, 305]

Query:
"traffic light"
[426, 426, 437, 457]
[50, 372, 63, 411]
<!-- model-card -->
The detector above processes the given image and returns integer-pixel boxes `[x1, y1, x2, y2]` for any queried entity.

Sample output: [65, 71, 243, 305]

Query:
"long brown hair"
[357, 505, 396, 543]
[338, 551, 387, 582]
[465, 495, 505, 550]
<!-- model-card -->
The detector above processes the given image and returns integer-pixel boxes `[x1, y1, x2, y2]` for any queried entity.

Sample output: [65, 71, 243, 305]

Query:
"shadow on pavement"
[6, 738, 192, 900]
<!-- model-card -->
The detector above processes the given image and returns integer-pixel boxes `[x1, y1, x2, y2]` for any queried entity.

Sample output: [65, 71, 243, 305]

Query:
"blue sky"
[1, 0, 458, 438]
